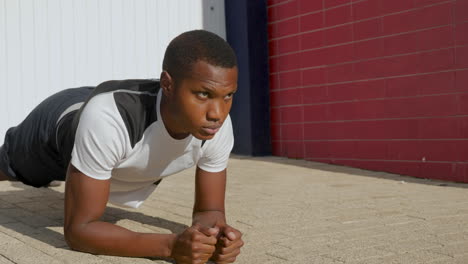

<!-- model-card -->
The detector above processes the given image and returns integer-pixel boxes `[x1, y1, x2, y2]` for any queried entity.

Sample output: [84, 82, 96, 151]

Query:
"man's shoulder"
[95, 79, 161, 95]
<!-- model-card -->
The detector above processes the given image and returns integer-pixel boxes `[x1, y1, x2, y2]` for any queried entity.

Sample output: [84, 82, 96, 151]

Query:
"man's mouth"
[201, 125, 221, 135]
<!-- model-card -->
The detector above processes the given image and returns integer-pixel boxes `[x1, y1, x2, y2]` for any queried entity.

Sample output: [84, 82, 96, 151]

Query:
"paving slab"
[0, 155, 467, 263]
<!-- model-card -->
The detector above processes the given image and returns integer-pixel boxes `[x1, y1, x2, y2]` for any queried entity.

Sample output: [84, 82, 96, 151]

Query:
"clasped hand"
[171, 223, 243, 264]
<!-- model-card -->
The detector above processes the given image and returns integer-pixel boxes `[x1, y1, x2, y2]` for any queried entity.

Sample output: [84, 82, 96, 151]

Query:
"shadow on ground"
[0, 182, 187, 263]
[231, 155, 468, 189]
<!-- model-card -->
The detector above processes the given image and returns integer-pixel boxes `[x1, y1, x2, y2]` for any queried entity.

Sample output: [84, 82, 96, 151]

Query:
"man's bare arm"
[192, 167, 244, 263]
[64, 164, 176, 257]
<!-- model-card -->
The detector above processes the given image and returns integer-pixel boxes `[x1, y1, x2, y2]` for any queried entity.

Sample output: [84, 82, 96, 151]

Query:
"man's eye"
[197, 92, 209, 98]
[224, 93, 234, 100]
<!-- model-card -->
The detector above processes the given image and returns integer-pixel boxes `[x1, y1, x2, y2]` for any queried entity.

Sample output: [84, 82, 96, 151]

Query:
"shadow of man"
[0, 181, 188, 263]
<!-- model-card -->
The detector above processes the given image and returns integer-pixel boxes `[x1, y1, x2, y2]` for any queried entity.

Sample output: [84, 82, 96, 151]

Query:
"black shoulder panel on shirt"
[114, 89, 158, 148]
[70, 79, 160, 149]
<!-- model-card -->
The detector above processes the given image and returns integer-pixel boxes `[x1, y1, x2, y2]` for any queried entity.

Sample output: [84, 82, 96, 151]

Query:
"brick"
[418, 26, 454, 51]
[354, 18, 383, 40]
[282, 141, 305, 158]
[380, 0, 415, 15]
[456, 140, 468, 162]
[419, 140, 459, 161]
[384, 53, 420, 77]
[355, 100, 386, 119]
[355, 38, 384, 60]
[354, 80, 386, 99]
[278, 35, 300, 55]
[281, 106, 303, 123]
[455, 69, 468, 92]
[353, 0, 380, 21]
[418, 117, 461, 139]
[328, 101, 357, 120]
[324, 0, 350, 8]
[298, 0, 323, 14]
[384, 161, 422, 177]
[387, 141, 422, 160]
[354, 58, 388, 79]
[300, 12, 324, 32]
[414, 0, 449, 7]
[304, 122, 334, 140]
[269, 73, 280, 90]
[325, 5, 352, 26]
[302, 85, 328, 104]
[420, 162, 458, 181]
[384, 94, 458, 118]
[325, 43, 355, 64]
[303, 104, 329, 122]
[418, 71, 455, 95]
[277, 52, 302, 71]
[327, 81, 385, 102]
[419, 49, 455, 73]
[273, 0, 299, 20]
[386, 75, 420, 98]
[456, 45, 468, 68]
[459, 93, 468, 114]
[300, 30, 325, 50]
[383, 10, 417, 35]
[414, 2, 453, 30]
[302, 67, 326, 86]
[454, 0, 468, 24]
[355, 141, 388, 159]
[383, 32, 419, 56]
[357, 119, 419, 139]
[328, 141, 358, 159]
[269, 57, 279, 73]
[279, 70, 302, 89]
[327, 83, 357, 101]
[327, 63, 355, 83]
[304, 141, 330, 158]
[281, 123, 303, 140]
[301, 48, 329, 68]
[271, 88, 302, 106]
[325, 24, 353, 45]
[276, 17, 299, 38]
[461, 116, 468, 138]
[455, 22, 468, 45]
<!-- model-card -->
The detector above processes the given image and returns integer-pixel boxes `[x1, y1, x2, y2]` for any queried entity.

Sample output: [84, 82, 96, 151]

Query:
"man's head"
[160, 30, 238, 141]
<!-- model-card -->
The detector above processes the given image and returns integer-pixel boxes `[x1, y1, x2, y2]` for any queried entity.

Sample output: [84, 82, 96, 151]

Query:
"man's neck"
[160, 95, 190, 140]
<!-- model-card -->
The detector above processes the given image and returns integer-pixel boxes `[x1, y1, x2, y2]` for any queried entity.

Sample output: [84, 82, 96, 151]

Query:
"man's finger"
[220, 225, 240, 241]
[194, 224, 219, 237]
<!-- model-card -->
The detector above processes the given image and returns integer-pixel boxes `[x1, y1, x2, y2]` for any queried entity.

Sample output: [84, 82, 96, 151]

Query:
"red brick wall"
[267, 0, 468, 182]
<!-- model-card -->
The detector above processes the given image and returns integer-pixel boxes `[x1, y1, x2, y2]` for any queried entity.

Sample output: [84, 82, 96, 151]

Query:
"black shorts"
[0, 87, 93, 187]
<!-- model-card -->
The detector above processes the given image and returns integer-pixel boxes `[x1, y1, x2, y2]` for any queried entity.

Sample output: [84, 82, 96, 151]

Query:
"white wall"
[0, 0, 225, 143]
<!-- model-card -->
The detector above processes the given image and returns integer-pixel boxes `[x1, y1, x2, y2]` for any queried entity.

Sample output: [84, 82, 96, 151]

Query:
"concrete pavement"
[0, 155, 467, 263]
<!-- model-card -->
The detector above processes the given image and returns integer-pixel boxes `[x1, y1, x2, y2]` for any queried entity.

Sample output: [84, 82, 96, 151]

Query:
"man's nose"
[207, 100, 223, 122]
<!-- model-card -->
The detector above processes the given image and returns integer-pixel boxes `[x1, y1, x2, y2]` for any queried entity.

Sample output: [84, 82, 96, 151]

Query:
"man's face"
[165, 60, 238, 140]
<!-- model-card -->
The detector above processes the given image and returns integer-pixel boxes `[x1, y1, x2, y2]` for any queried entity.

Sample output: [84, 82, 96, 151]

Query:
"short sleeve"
[197, 115, 234, 173]
[70, 95, 128, 180]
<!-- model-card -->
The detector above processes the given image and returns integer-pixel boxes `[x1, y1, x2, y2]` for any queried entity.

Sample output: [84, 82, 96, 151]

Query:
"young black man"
[0, 30, 243, 264]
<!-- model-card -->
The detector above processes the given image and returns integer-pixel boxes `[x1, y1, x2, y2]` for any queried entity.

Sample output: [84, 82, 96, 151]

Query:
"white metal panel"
[0, 0, 225, 144]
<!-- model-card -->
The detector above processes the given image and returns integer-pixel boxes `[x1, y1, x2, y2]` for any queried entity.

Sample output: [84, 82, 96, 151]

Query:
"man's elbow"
[64, 225, 93, 253]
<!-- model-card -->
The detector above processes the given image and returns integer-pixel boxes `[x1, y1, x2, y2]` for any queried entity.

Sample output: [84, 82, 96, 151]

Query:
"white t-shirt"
[70, 80, 234, 208]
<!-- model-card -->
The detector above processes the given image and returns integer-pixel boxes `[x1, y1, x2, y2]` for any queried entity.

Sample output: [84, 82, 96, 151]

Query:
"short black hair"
[162, 30, 237, 81]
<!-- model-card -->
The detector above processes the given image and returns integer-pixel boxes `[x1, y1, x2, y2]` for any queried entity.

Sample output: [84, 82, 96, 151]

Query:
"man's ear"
[160, 71, 174, 97]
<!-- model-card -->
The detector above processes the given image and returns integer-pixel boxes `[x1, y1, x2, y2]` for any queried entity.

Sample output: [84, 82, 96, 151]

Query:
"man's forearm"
[65, 220, 176, 258]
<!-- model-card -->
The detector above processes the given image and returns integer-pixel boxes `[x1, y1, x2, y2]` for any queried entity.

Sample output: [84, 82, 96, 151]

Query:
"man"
[0, 30, 243, 263]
